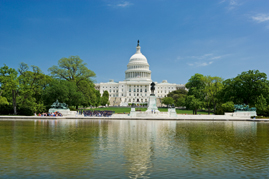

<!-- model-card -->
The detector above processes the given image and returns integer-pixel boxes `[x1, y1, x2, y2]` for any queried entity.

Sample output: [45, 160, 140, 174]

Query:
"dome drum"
[125, 43, 151, 81]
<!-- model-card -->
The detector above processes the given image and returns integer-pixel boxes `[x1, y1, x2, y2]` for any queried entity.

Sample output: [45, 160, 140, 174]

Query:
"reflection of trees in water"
[0, 120, 109, 177]
[173, 121, 269, 173]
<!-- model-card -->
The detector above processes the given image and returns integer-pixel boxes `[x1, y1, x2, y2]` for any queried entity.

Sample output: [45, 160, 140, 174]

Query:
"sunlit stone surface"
[0, 120, 268, 178]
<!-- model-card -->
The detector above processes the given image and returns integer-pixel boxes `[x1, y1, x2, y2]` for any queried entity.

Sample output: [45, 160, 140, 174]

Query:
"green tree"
[162, 97, 174, 107]
[0, 64, 19, 114]
[185, 73, 205, 99]
[221, 101, 234, 112]
[167, 88, 187, 107]
[42, 79, 84, 108]
[94, 90, 101, 107]
[17, 63, 50, 114]
[202, 76, 223, 114]
[255, 94, 267, 115]
[221, 70, 269, 106]
[100, 91, 109, 106]
[0, 96, 8, 105]
[48, 56, 96, 109]
[48, 56, 95, 84]
[185, 95, 203, 114]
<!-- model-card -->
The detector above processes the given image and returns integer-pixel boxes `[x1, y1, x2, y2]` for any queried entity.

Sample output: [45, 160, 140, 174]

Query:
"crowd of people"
[34, 112, 63, 117]
[83, 110, 114, 117]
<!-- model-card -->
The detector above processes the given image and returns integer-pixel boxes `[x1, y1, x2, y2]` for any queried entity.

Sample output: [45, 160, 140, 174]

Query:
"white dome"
[125, 42, 151, 81]
[129, 46, 148, 64]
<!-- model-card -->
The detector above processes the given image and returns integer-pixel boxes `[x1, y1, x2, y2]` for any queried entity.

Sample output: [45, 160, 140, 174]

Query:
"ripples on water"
[0, 120, 268, 178]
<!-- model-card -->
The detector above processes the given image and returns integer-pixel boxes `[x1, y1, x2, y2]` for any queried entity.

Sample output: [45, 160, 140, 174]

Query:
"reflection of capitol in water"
[25, 120, 269, 178]
[104, 120, 177, 178]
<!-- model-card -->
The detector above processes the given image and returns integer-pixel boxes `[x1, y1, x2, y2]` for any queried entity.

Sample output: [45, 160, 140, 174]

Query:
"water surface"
[0, 120, 268, 178]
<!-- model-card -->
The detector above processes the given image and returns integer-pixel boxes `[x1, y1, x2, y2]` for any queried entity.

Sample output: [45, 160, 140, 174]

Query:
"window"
[134, 89, 136, 92]
[129, 93, 131, 96]
[129, 99, 131, 102]
[110, 90, 111, 92]
[137, 89, 139, 92]
[137, 94, 139, 96]
[141, 99, 143, 102]
[140, 89, 142, 92]
[145, 89, 147, 92]
[129, 89, 131, 92]
[145, 99, 147, 102]
[122, 94, 123, 96]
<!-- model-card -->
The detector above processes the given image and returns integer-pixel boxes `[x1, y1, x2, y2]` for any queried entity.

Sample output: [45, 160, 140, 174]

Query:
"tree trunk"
[12, 90, 17, 115]
[195, 108, 197, 115]
[76, 105, 78, 110]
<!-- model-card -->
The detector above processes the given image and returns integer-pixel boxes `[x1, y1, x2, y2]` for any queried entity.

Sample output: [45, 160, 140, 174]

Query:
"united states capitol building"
[95, 41, 185, 106]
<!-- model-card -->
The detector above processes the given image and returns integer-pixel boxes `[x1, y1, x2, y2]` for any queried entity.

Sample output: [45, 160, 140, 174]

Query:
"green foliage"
[0, 104, 13, 115]
[17, 107, 33, 116]
[167, 88, 187, 107]
[100, 91, 109, 106]
[162, 97, 174, 107]
[48, 56, 96, 108]
[185, 95, 203, 114]
[221, 70, 269, 106]
[222, 101, 234, 112]
[0, 64, 19, 114]
[0, 96, 8, 105]
[255, 94, 267, 115]
[48, 56, 95, 84]
[202, 76, 223, 114]
[186, 73, 205, 99]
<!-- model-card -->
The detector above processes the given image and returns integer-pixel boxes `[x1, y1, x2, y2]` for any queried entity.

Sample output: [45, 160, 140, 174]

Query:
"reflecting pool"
[0, 120, 269, 178]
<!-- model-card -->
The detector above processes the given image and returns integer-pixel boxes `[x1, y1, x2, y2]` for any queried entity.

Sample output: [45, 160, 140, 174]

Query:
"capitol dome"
[129, 46, 148, 63]
[125, 41, 151, 81]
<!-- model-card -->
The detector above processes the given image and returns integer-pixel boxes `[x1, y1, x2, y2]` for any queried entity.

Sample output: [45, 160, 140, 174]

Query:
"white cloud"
[117, 1, 132, 7]
[211, 56, 222, 60]
[252, 14, 269, 23]
[181, 53, 227, 67]
[107, 1, 132, 8]
[188, 61, 213, 67]
[220, 0, 242, 10]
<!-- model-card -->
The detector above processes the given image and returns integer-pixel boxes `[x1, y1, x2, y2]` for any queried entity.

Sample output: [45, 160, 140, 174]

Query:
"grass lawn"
[86, 107, 212, 114]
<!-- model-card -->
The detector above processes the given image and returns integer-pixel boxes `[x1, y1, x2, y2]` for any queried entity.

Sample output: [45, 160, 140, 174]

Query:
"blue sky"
[0, 0, 268, 84]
